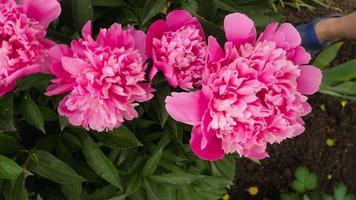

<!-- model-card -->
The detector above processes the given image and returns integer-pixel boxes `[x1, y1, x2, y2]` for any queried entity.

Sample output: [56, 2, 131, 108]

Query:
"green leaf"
[94, 125, 142, 149]
[14, 74, 51, 93]
[59, 116, 70, 131]
[77, 131, 122, 189]
[28, 150, 85, 184]
[107, 195, 126, 200]
[291, 167, 317, 193]
[143, 147, 163, 176]
[281, 193, 301, 200]
[142, 0, 165, 25]
[92, 0, 126, 7]
[147, 85, 170, 127]
[39, 106, 58, 122]
[196, 0, 217, 21]
[322, 59, 356, 86]
[192, 176, 232, 200]
[72, 0, 94, 31]
[86, 185, 118, 200]
[0, 133, 23, 154]
[214, 0, 238, 12]
[0, 95, 14, 127]
[143, 179, 160, 200]
[303, 195, 311, 200]
[210, 155, 236, 180]
[148, 173, 205, 185]
[333, 183, 353, 200]
[313, 42, 343, 69]
[19, 92, 45, 133]
[4, 172, 28, 200]
[324, 81, 356, 96]
[0, 155, 22, 180]
[61, 183, 82, 200]
[125, 171, 143, 196]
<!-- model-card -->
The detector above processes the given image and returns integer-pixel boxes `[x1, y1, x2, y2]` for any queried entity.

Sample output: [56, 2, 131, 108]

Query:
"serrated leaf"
[77, 131, 122, 189]
[28, 150, 85, 184]
[0, 133, 23, 154]
[19, 92, 45, 133]
[72, 0, 94, 31]
[142, 0, 165, 25]
[148, 173, 205, 185]
[0, 155, 22, 180]
[313, 42, 343, 69]
[143, 147, 163, 176]
[93, 125, 142, 149]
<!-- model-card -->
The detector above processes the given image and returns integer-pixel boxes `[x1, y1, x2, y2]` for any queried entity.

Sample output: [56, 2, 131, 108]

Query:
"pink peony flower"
[146, 10, 206, 90]
[45, 22, 155, 132]
[0, 0, 61, 96]
[166, 13, 322, 161]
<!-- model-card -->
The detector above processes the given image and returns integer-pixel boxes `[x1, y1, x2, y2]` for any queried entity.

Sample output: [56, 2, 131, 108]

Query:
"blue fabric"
[296, 13, 342, 54]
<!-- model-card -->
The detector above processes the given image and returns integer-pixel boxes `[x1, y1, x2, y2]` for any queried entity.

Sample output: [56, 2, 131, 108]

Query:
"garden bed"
[231, 1, 356, 199]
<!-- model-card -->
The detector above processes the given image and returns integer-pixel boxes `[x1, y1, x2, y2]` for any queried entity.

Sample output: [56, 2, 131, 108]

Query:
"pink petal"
[146, 20, 167, 57]
[45, 83, 75, 96]
[132, 30, 147, 57]
[190, 126, 225, 161]
[166, 10, 192, 30]
[224, 13, 256, 47]
[4, 64, 41, 86]
[149, 66, 159, 80]
[259, 23, 278, 41]
[276, 23, 301, 48]
[49, 45, 73, 62]
[207, 36, 224, 62]
[61, 57, 90, 75]
[297, 65, 322, 95]
[289, 47, 311, 65]
[81, 21, 92, 40]
[165, 90, 211, 126]
[20, 0, 61, 28]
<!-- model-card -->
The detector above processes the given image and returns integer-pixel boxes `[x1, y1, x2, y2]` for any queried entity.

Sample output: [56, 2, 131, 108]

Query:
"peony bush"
[0, 0, 325, 200]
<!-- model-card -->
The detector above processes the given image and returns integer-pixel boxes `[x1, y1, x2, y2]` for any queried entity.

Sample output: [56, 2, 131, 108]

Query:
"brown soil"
[230, 1, 356, 199]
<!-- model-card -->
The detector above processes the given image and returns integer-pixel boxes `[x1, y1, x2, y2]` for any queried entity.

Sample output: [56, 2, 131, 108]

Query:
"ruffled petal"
[61, 57, 90, 75]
